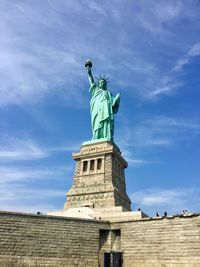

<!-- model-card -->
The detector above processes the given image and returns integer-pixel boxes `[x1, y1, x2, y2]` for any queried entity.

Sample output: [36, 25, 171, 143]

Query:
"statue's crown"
[95, 75, 109, 84]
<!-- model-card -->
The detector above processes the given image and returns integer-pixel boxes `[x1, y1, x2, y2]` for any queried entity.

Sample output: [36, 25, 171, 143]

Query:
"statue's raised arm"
[85, 60, 94, 87]
[84, 60, 120, 142]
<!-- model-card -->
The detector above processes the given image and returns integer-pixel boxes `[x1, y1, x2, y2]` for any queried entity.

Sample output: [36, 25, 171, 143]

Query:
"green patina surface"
[85, 60, 120, 142]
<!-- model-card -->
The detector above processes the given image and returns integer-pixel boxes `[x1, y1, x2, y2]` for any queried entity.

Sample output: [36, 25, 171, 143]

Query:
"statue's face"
[98, 79, 107, 90]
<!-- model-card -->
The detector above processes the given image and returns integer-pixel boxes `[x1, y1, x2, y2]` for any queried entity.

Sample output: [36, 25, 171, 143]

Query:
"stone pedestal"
[64, 141, 131, 211]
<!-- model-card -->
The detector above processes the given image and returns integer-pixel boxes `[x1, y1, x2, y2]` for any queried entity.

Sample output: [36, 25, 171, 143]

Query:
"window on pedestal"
[83, 161, 88, 172]
[90, 160, 95, 170]
[97, 158, 102, 170]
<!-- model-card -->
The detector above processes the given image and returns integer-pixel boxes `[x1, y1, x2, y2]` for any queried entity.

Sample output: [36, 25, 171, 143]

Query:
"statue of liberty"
[85, 60, 120, 142]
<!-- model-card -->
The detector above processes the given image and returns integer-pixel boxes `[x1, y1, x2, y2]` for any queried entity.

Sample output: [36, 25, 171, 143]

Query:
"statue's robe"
[90, 84, 119, 141]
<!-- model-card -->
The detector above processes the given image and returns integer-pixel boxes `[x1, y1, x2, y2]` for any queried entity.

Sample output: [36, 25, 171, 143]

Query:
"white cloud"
[173, 42, 200, 72]
[0, 136, 82, 162]
[0, 1, 87, 107]
[0, 138, 49, 161]
[0, 204, 60, 214]
[49, 143, 81, 153]
[0, 198, 64, 214]
[86, 1, 107, 16]
[0, 186, 64, 202]
[0, 164, 71, 213]
[149, 42, 200, 97]
[0, 1, 199, 105]
[0, 166, 68, 183]
[137, 117, 200, 144]
[189, 43, 200, 56]
[131, 187, 200, 215]
[136, 1, 183, 34]
[173, 58, 190, 72]
[134, 189, 182, 206]
[149, 76, 183, 97]
[116, 116, 200, 163]
[120, 147, 148, 167]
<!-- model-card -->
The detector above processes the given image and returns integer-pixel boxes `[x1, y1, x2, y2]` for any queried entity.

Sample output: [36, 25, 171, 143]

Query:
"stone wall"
[113, 213, 200, 267]
[0, 211, 200, 267]
[0, 211, 109, 267]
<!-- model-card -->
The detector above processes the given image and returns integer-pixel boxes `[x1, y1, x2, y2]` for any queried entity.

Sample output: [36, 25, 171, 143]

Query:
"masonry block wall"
[0, 211, 200, 267]
[113, 214, 200, 267]
[0, 211, 109, 267]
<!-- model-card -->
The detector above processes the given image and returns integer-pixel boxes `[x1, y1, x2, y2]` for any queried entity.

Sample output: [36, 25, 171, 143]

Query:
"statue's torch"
[85, 59, 92, 69]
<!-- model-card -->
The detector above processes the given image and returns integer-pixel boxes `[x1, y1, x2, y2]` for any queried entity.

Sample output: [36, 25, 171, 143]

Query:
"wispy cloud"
[140, 116, 200, 138]
[119, 116, 200, 148]
[86, 1, 107, 16]
[0, 1, 199, 107]
[0, 1, 86, 107]
[149, 76, 183, 97]
[0, 138, 49, 161]
[0, 185, 66, 214]
[131, 187, 200, 215]
[0, 203, 61, 214]
[173, 42, 200, 72]
[0, 166, 68, 183]
[48, 143, 81, 153]
[118, 146, 149, 167]
[136, 1, 183, 34]
[0, 164, 71, 213]
[117, 115, 200, 164]
[150, 42, 200, 97]
[0, 186, 65, 202]
[0, 136, 81, 162]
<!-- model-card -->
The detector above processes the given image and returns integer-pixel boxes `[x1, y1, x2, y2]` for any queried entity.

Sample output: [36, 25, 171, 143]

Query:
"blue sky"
[0, 0, 200, 217]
